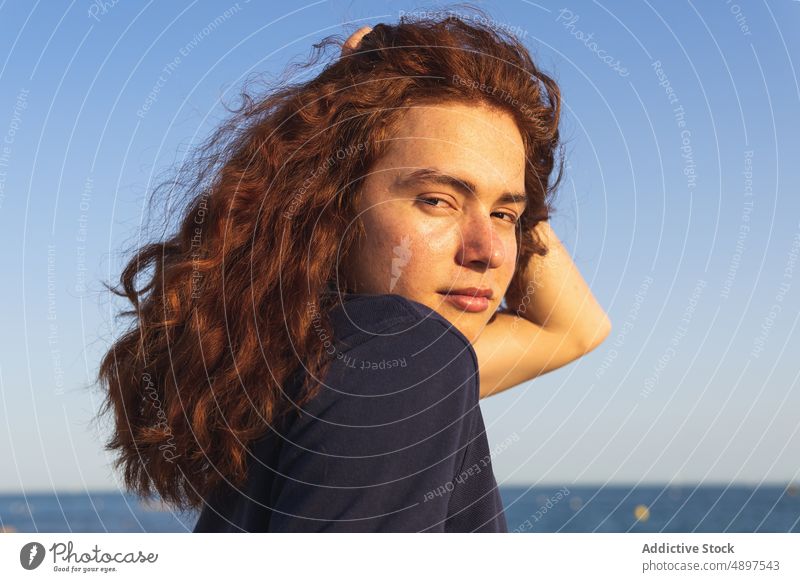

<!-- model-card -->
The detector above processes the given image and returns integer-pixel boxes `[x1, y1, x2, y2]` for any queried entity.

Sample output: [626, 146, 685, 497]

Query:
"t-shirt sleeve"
[267, 315, 479, 532]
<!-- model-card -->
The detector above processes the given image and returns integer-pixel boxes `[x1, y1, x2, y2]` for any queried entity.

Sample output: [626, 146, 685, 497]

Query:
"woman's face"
[339, 100, 527, 344]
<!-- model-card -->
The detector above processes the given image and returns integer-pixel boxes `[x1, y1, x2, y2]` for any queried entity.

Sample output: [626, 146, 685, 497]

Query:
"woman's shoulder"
[330, 293, 478, 385]
[306, 293, 480, 413]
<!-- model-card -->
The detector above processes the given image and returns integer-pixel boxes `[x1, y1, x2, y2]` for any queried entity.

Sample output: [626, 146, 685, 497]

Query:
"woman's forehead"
[371, 116, 525, 192]
[381, 102, 524, 165]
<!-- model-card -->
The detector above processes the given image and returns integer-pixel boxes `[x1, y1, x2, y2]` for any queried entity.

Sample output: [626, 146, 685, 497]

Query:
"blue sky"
[0, 0, 798, 493]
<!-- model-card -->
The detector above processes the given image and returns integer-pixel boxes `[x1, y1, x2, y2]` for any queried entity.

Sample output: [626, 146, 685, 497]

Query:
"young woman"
[96, 12, 610, 532]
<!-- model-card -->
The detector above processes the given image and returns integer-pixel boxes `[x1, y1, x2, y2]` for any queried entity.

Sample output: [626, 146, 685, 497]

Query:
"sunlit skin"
[335, 28, 610, 399]
[339, 101, 526, 345]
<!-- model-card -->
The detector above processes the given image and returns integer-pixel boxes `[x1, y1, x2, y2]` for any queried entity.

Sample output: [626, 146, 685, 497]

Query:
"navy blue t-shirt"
[193, 293, 508, 532]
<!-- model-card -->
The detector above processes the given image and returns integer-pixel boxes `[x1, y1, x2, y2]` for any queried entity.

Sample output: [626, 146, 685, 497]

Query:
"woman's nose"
[455, 213, 506, 269]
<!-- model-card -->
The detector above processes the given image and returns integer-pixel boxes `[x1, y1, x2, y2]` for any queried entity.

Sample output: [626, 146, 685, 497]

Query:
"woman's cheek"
[374, 208, 457, 279]
[414, 217, 459, 254]
[501, 235, 519, 281]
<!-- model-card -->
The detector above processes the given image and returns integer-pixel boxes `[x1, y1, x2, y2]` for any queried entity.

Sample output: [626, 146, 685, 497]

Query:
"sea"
[0, 485, 797, 533]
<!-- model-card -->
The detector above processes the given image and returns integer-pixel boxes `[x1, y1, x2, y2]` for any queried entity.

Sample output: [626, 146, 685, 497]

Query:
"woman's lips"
[438, 292, 490, 312]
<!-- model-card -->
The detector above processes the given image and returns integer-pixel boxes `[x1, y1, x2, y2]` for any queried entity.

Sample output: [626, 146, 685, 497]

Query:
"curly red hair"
[95, 5, 564, 511]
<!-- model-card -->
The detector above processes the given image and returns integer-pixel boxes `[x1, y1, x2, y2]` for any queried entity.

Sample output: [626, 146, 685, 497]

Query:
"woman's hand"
[341, 26, 372, 57]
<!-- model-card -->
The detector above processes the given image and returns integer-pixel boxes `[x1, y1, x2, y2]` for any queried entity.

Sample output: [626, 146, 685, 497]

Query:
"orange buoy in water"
[634, 504, 650, 522]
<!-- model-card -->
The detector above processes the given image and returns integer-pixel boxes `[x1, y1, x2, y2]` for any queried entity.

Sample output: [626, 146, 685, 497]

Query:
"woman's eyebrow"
[393, 167, 528, 209]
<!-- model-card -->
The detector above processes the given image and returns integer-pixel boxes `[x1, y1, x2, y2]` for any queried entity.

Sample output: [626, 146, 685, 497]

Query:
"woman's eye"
[417, 196, 451, 208]
[493, 211, 519, 224]
[417, 197, 518, 224]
